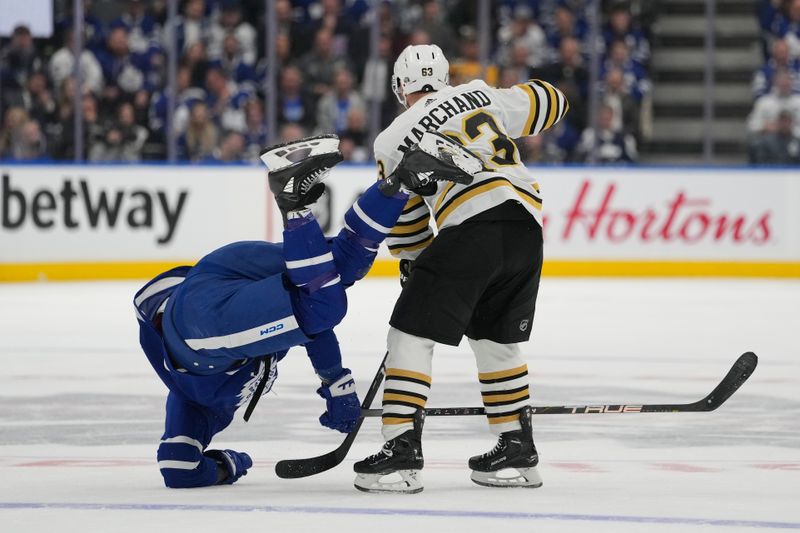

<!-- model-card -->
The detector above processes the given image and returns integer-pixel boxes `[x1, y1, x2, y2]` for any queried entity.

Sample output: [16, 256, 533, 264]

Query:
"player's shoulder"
[458, 78, 493, 92]
[374, 104, 427, 155]
[374, 122, 401, 157]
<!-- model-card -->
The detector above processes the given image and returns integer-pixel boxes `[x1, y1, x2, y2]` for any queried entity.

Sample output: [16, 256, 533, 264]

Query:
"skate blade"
[260, 135, 340, 169]
[470, 466, 543, 488]
[353, 470, 423, 494]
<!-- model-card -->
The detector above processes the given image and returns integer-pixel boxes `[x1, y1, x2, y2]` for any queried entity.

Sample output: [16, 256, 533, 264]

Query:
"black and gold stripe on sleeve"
[387, 194, 434, 256]
[518, 83, 542, 136]
[401, 195, 424, 214]
[387, 233, 434, 256]
[389, 212, 431, 238]
[433, 177, 542, 227]
[517, 79, 570, 136]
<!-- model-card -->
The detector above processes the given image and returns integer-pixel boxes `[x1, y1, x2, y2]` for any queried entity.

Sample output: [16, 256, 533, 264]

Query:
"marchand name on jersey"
[395, 90, 492, 153]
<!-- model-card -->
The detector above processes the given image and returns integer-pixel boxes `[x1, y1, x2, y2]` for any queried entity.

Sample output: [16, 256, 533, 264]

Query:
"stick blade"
[700, 351, 758, 411]
[274, 419, 362, 479]
[275, 450, 342, 479]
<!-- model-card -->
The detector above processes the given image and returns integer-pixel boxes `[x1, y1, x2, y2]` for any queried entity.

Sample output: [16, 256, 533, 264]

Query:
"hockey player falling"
[133, 134, 475, 488]
[353, 45, 569, 493]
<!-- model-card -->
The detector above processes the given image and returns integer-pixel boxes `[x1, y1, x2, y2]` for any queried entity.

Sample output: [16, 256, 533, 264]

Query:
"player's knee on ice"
[157, 439, 220, 488]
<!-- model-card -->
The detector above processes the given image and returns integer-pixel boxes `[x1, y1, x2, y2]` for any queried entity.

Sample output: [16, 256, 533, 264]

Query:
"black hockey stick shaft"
[274, 352, 388, 479]
[361, 352, 758, 417]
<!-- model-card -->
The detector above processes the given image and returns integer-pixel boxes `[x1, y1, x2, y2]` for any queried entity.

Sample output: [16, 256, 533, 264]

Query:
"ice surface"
[1, 277, 799, 532]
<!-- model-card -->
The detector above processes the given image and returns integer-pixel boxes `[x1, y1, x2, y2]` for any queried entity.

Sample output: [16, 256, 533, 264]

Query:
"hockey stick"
[274, 351, 756, 479]
[274, 352, 388, 479]
[360, 351, 758, 417]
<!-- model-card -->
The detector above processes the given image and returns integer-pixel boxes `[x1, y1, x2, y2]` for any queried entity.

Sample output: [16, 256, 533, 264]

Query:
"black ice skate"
[468, 406, 543, 488]
[260, 135, 343, 217]
[353, 412, 424, 494]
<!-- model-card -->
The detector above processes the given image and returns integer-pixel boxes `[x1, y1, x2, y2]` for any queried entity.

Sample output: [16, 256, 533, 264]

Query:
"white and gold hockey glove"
[381, 131, 482, 197]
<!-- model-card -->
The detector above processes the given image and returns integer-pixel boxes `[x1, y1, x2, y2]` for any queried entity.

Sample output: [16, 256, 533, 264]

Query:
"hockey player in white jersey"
[354, 44, 569, 493]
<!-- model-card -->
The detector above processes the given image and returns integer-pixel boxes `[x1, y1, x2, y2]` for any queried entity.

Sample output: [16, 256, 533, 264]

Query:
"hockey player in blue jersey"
[134, 133, 476, 488]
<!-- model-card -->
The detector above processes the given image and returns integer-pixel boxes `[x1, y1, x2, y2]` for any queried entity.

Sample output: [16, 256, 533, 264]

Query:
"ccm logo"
[260, 324, 284, 336]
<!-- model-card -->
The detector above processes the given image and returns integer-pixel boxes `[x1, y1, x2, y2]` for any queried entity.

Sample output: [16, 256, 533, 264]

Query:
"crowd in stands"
[750, 0, 800, 163]
[0, 0, 654, 165]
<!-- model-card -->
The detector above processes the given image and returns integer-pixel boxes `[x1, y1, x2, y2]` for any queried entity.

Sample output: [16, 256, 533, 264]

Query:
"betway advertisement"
[1, 165, 268, 262]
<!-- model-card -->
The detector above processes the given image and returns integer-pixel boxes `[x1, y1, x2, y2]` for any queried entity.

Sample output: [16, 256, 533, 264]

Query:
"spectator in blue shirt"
[149, 65, 207, 139]
[111, 0, 160, 54]
[204, 66, 250, 132]
[168, 0, 212, 55]
[603, 3, 650, 66]
[775, 0, 800, 59]
[759, 0, 785, 36]
[210, 34, 257, 89]
[277, 65, 317, 130]
[753, 39, 800, 98]
[209, 0, 257, 65]
[544, 5, 588, 61]
[55, 5, 106, 54]
[95, 26, 151, 109]
[600, 39, 650, 102]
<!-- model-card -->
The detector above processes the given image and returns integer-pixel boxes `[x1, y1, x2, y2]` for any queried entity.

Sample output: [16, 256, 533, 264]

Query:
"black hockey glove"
[399, 259, 414, 288]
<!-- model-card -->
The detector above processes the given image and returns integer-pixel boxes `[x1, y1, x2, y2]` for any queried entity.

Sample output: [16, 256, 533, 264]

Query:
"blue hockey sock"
[283, 216, 338, 290]
[343, 182, 408, 248]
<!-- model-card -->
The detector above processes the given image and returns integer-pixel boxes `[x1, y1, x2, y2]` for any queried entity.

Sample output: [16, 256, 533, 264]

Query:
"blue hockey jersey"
[134, 265, 280, 410]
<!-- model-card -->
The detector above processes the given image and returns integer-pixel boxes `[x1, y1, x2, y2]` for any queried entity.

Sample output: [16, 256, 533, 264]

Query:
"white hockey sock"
[469, 338, 530, 435]
[381, 327, 434, 441]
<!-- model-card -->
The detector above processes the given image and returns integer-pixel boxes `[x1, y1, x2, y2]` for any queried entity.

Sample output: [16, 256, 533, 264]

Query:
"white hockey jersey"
[375, 78, 569, 260]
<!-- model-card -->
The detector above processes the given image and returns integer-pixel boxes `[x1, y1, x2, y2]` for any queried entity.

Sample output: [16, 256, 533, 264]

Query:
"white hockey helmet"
[392, 44, 450, 108]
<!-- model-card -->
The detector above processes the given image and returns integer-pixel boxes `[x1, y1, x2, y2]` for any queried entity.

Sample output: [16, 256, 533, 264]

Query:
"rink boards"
[1, 164, 799, 281]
